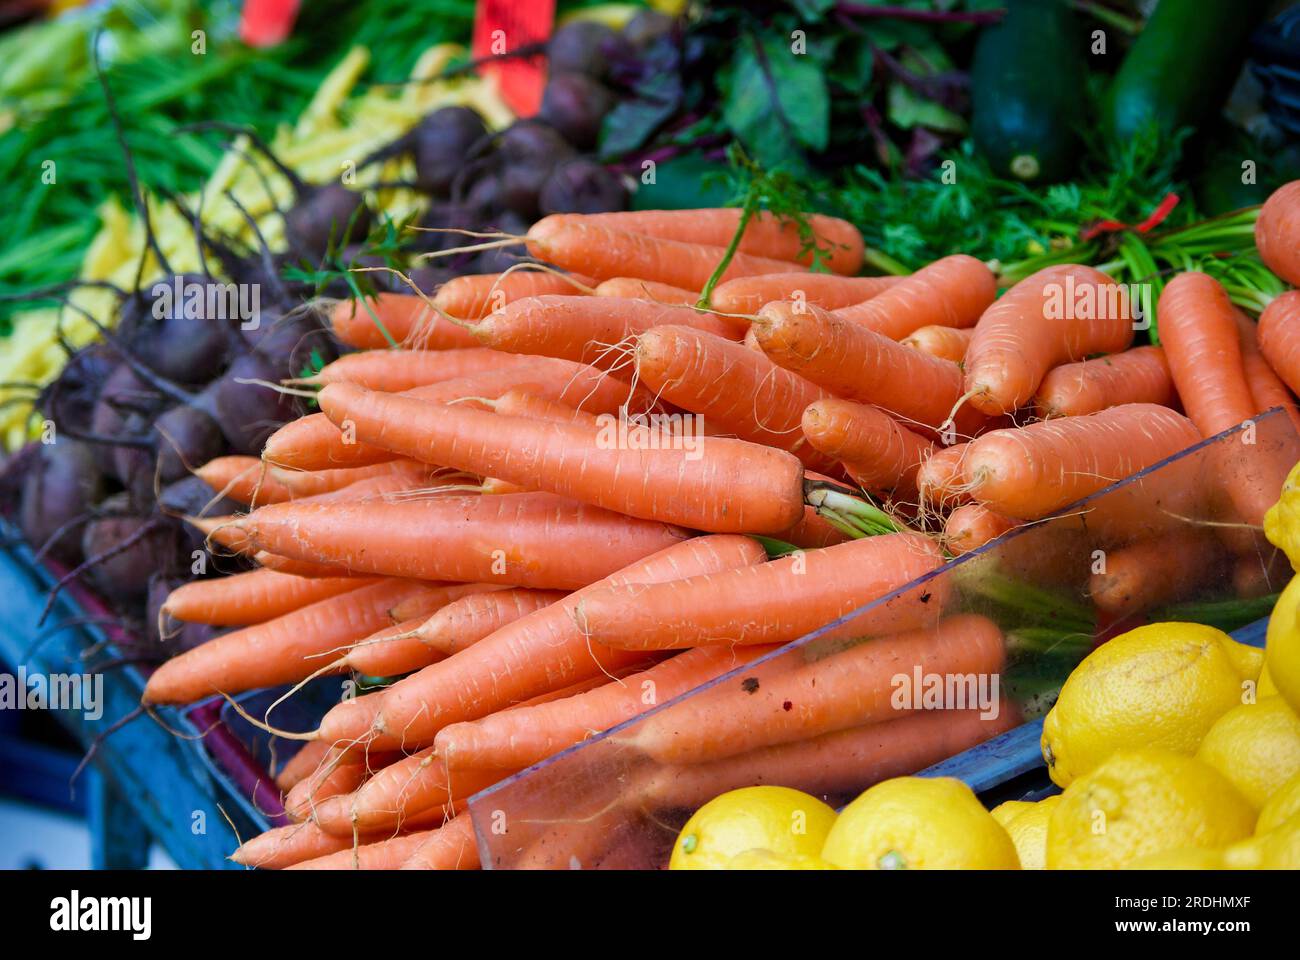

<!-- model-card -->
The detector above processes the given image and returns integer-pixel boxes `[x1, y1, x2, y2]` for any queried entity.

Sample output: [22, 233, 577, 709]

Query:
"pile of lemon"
[670, 463, 1300, 869]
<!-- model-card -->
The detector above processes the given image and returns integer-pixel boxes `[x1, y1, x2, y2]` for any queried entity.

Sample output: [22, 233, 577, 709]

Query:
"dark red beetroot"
[412, 106, 490, 195]
[18, 441, 104, 567]
[539, 158, 628, 215]
[81, 509, 180, 601]
[538, 73, 614, 150]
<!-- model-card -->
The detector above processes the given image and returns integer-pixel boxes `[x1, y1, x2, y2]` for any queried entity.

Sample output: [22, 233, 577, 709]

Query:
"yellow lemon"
[1264, 575, 1300, 716]
[1041, 622, 1261, 787]
[821, 776, 1019, 870]
[1257, 770, 1300, 834]
[1124, 847, 1227, 870]
[669, 786, 837, 870]
[1264, 461, 1300, 570]
[1001, 795, 1061, 870]
[990, 800, 1035, 827]
[724, 848, 838, 870]
[1046, 748, 1256, 869]
[1224, 814, 1300, 870]
[1196, 697, 1300, 809]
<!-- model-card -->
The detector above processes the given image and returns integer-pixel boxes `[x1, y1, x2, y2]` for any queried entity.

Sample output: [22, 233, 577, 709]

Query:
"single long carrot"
[801, 398, 934, 498]
[1256, 292, 1300, 395]
[581, 209, 865, 274]
[330, 293, 481, 350]
[1256, 180, 1300, 287]
[398, 812, 480, 870]
[287, 830, 438, 870]
[142, 579, 440, 704]
[416, 588, 568, 655]
[1089, 531, 1224, 618]
[623, 612, 1007, 765]
[315, 383, 807, 535]
[471, 295, 740, 370]
[594, 277, 698, 303]
[434, 270, 594, 319]
[637, 706, 1019, 812]
[754, 300, 983, 438]
[575, 531, 948, 651]
[1157, 272, 1255, 437]
[268, 459, 439, 498]
[1034, 345, 1174, 418]
[436, 645, 779, 771]
[1238, 306, 1300, 435]
[943, 503, 1019, 556]
[964, 264, 1136, 415]
[833, 254, 997, 340]
[194, 455, 292, 506]
[962, 403, 1202, 520]
[231, 821, 360, 870]
[262, 361, 642, 471]
[524, 215, 807, 288]
[163, 569, 378, 626]
[712, 272, 904, 315]
[232, 492, 688, 588]
[320, 535, 768, 752]
[344, 584, 504, 676]
[632, 325, 834, 469]
[300, 348, 520, 391]
[901, 324, 974, 363]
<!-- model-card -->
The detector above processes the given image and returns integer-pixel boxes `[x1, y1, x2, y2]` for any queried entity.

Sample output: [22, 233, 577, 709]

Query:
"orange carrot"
[434, 270, 594, 319]
[916, 443, 971, 510]
[801, 398, 934, 498]
[287, 830, 438, 870]
[623, 612, 1006, 764]
[712, 272, 904, 315]
[268, 459, 438, 498]
[632, 325, 834, 468]
[576, 531, 948, 651]
[163, 569, 378, 626]
[262, 361, 641, 471]
[594, 277, 698, 303]
[943, 503, 1019, 556]
[273, 739, 331, 791]
[231, 821, 360, 870]
[315, 383, 807, 535]
[254, 553, 360, 578]
[233, 491, 688, 588]
[491, 387, 599, 426]
[471, 295, 741, 369]
[344, 584, 504, 676]
[754, 300, 983, 438]
[1089, 531, 1224, 618]
[582, 209, 865, 274]
[900, 324, 974, 363]
[1257, 291, 1300, 401]
[142, 579, 440, 704]
[416, 588, 568, 655]
[965, 264, 1136, 415]
[283, 755, 374, 819]
[1256, 180, 1300, 286]
[775, 505, 852, 549]
[833, 254, 996, 340]
[1233, 548, 1291, 599]
[524, 214, 807, 288]
[301, 348, 520, 390]
[330, 294, 481, 350]
[194, 455, 292, 506]
[1157, 272, 1255, 437]
[436, 645, 779, 771]
[1238, 306, 1300, 435]
[398, 812, 480, 870]
[962, 403, 1201, 520]
[1034, 345, 1173, 418]
[320, 535, 768, 751]
[637, 706, 1019, 812]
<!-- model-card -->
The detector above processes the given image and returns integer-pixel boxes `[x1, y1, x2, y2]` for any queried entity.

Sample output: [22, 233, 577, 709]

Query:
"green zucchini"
[971, 0, 1086, 183]
[1104, 0, 1270, 143]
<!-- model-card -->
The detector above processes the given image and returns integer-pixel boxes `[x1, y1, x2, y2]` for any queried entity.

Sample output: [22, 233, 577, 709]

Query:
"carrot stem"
[696, 189, 760, 311]
[344, 273, 399, 350]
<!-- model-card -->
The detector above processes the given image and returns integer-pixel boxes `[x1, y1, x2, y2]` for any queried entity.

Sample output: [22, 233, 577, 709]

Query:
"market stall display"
[0, 0, 1299, 880]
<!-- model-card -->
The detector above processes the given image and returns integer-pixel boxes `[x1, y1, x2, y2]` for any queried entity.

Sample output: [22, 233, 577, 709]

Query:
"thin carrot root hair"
[233, 376, 319, 399]
[222, 693, 320, 741]
[378, 480, 486, 501]
[488, 260, 597, 298]
[348, 265, 477, 333]
[262, 656, 351, 723]
[412, 229, 521, 261]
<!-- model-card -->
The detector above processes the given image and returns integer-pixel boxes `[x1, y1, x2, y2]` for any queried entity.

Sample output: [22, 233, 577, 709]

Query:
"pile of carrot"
[147, 188, 1300, 869]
